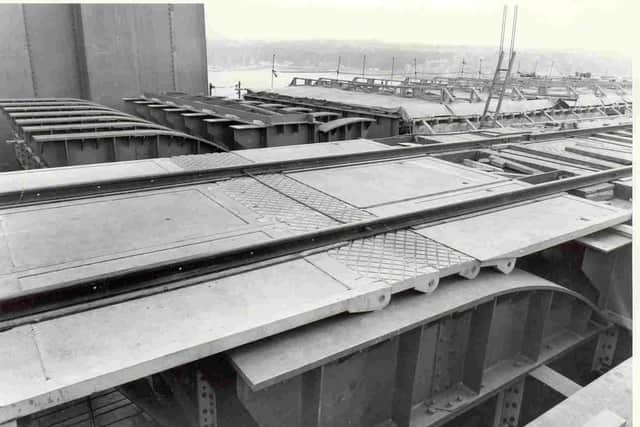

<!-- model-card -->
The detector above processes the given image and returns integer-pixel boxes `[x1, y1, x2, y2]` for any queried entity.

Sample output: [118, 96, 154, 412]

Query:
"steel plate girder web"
[227, 275, 607, 427]
[0, 166, 631, 327]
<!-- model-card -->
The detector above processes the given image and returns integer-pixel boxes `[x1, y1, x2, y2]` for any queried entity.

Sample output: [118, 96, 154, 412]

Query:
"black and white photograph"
[0, 1, 635, 426]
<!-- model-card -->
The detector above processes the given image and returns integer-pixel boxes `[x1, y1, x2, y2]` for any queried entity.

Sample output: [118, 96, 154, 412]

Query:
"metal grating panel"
[28, 388, 150, 427]
[170, 152, 251, 170]
[327, 229, 474, 285]
[215, 176, 338, 232]
[256, 174, 373, 223]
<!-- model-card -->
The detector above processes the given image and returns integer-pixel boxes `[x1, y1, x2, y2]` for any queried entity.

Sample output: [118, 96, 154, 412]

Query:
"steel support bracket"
[413, 271, 440, 294]
[197, 370, 217, 427]
[492, 258, 516, 275]
[493, 379, 524, 427]
[459, 262, 480, 280]
[591, 328, 619, 373]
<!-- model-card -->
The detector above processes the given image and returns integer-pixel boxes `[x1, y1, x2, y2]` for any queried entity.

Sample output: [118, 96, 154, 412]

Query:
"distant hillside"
[206, 39, 631, 79]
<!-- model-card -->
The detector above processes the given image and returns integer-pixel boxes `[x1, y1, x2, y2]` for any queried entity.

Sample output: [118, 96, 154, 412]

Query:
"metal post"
[413, 58, 417, 80]
[478, 58, 483, 79]
[492, 379, 525, 427]
[493, 5, 518, 118]
[390, 56, 395, 81]
[362, 55, 366, 78]
[86, 397, 96, 427]
[336, 56, 341, 79]
[271, 54, 276, 89]
[236, 81, 241, 99]
[508, 5, 518, 57]
[197, 370, 217, 427]
[499, 5, 507, 53]
[591, 328, 619, 373]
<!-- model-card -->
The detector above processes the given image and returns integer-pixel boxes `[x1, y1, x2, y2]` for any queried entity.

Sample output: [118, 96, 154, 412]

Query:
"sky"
[203, 0, 635, 56]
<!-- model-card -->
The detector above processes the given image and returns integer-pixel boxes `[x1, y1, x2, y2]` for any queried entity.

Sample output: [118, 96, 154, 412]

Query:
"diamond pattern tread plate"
[256, 174, 373, 223]
[214, 173, 373, 233]
[327, 229, 475, 289]
[214, 175, 339, 232]
[170, 152, 251, 170]
[214, 173, 476, 287]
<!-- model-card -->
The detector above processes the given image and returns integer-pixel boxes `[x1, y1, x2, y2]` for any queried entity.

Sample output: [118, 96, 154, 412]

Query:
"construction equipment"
[481, 5, 519, 126]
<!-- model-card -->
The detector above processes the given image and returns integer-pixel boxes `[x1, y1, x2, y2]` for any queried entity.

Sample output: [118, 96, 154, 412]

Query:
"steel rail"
[0, 134, 521, 208]
[0, 123, 630, 208]
[0, 166, 631, 325]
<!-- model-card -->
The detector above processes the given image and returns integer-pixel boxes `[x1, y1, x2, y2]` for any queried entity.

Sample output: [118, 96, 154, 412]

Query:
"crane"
[480, 5, 519, 127]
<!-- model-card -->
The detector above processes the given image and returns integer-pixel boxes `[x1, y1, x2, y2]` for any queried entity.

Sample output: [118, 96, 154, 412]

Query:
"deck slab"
[0, 258, 390, 423]
[416, 195, 630, 262]
[290, 157, 504, 208]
